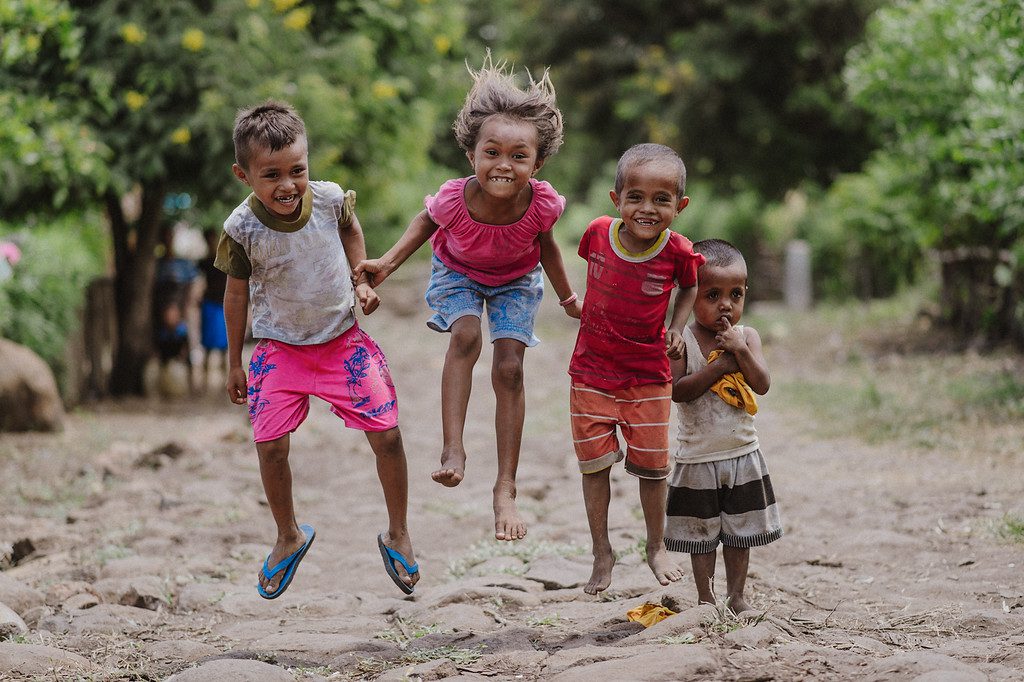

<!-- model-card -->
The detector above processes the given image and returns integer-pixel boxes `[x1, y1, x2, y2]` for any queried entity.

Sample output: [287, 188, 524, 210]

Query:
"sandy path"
[1, 270, 1022, 680]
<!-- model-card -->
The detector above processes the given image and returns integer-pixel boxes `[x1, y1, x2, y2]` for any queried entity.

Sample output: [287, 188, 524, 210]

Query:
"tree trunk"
[107, 182, 166, 396]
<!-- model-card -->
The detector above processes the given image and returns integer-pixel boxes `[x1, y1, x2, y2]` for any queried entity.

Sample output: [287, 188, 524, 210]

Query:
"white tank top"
[674, 326, 760, 464]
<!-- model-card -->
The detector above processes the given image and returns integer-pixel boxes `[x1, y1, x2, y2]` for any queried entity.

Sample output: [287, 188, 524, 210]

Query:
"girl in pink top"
[356, 57, 581, 542]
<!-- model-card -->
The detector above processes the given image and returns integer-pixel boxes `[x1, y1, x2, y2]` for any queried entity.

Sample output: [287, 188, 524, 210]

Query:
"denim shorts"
[424, 255, 544, 346]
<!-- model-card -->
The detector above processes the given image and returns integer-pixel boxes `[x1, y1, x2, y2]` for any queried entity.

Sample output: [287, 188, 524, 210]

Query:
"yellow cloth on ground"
[626, 602, 676, 627]
[707, 349, 758, 415]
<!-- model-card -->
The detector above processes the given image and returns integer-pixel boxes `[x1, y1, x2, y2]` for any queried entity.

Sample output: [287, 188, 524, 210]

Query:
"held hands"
[226, 368, 248, 406]
[563, 299, 582, 319]
[353, 258, 389, 288]
[355, 281, 380, 315]
[665, 329, 684, 360]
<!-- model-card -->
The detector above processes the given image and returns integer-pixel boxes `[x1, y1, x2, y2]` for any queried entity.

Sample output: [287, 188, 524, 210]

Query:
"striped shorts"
[664, 449, 783, 553]
[570, 382, 672, 479]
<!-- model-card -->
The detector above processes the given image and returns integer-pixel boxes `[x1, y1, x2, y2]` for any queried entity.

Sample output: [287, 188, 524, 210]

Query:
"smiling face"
[232, 136, 309, 220]
[466, 116, 544, 202]
[693, 262, 749, 332]
[610, 159, 689, 253]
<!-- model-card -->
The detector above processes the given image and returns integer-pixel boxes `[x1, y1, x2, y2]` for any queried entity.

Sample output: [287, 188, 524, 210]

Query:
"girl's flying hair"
[453, 53, 564, 160]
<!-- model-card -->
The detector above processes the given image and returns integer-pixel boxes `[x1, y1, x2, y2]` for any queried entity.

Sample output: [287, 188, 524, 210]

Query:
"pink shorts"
[247, 323, 398, 442]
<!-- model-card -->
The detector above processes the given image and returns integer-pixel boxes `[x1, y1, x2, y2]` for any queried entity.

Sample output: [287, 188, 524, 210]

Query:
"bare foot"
[258, 527, 307, 594]
[726, 595, 754, 616]
[493, 481, 526, 541]
[647, 544, 684, 586]
[431, 447, 466, 487]
[584, 549, 615, 595]
[380, 529, 419, 591]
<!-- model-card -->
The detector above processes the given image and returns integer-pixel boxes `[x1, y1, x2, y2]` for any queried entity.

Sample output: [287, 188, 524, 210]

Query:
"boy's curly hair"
[233, 100, 306, 171]
[614, 143, 687, 197]
[453, 54, 564, 160]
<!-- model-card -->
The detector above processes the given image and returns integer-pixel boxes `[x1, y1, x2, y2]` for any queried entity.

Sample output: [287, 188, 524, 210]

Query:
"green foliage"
[4, 0, 469, 247]
[0, 212, 108, 384]
[843, 0, 1024, 343]
[473, 0, 879, 201]
[0, 0, 110, 210]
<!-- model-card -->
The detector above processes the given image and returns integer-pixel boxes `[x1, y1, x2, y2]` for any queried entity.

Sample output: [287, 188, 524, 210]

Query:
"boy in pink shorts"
[568, 143, 705, 595]
[216, 101, 418, 598]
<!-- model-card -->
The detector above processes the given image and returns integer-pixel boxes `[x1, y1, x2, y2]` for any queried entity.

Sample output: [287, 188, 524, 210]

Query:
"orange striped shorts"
[570, 381, 672, 479]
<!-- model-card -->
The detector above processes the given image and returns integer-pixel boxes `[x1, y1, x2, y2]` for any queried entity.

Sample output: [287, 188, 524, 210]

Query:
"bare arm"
[224, 275, 249, 405]
[719, 322, 771, 394]
[664, 284, 696, 360]
[338, 212, 379, 315]
[671, 343, 740, 403]
[538, 230, 581, 319]
[353, 209, 439, 287]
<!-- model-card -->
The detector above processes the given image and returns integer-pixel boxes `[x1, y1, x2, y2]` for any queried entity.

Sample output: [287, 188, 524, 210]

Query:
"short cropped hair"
[693, 238, 745, 269]
[453, 54, 564, 160]
[614, 143, 687, 197]
[233, 100, 306, 171]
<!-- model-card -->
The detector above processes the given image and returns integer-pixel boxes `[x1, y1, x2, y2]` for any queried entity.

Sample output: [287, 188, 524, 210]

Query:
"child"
[216, 101, 419, 598]
[665, 238, 782, 615]
[568, 143, 704, 594]
[198, 228, 228, 391]
[355, 58, 580, 542]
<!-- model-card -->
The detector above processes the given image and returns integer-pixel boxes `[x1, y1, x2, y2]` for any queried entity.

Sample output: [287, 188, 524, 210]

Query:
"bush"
[0, 210, 109, 387]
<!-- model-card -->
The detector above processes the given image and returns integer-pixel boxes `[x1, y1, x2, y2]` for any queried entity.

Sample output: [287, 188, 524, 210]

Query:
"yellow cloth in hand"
[707, 349, 758, 415]
[626, 602, 676, 628]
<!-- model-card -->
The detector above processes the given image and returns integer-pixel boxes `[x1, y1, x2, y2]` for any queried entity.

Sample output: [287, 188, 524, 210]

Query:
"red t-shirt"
[568, 216, 704, 390]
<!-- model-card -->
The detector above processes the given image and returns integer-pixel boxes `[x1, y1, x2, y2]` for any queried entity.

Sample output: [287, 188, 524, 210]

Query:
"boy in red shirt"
[568, 143, 705, 594]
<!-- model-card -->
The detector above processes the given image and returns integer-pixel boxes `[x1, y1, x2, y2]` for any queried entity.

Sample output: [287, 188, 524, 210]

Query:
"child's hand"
[713, 351, 741, 375]
[226, 368, 248, 405]
[563, 299, 582, 319]
[716, 317, 748, 354]
[353, 258, 389, 288]
[355, 281, 380, 315]
[665, 329, 684, 359]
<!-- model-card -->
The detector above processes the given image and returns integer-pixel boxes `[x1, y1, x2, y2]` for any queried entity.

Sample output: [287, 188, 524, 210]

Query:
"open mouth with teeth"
[488, 177, 515, 183]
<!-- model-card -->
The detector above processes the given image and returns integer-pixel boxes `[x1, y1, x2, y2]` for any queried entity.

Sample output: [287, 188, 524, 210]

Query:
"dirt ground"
[1, 268, 1023, 681]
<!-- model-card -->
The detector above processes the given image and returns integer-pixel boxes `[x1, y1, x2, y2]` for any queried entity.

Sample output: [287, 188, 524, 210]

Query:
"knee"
[257, 438, 289, 465]
[492, 356, 524, 390]
[369, 426, 403, 457]
[448, 326, 482, 359]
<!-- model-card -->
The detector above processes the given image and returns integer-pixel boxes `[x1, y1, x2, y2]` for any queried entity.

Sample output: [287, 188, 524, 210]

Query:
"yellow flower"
[283, 6, 313, 30]
[24, 34, 41, 52]
[272, 0, 301, 12]
[246, 0, 261, 6]
[371, 81, 398, 100]
[676, 60, 697, 86]
[124, 91, 148, 111]
[654, 77, 673, 96]
[433, 35, 451, 54]
[181, 29, 205, 52]
[170, 127, 191, 145]
[120, 23, 146, 45]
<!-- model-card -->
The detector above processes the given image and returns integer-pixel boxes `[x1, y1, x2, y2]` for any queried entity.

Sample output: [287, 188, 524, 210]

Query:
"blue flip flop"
[377, 533, 418, 594]
[257, 524, 315, 600]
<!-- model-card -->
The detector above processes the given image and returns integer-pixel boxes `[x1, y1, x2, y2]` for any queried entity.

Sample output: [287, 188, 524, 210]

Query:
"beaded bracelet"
[558, 292, 578, 307]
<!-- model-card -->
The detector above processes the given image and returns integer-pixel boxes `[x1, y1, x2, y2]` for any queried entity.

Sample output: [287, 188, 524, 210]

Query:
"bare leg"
[690, 551, 717, 606]
[491, 338, 527, 540]
[256, 435, 306, 593]
[366, 426, 418, 590]
[723, 545, 753, 614]
[639, 477, 683, 586]
[432, 316, 482, 487]
[582, 467, 614, 594]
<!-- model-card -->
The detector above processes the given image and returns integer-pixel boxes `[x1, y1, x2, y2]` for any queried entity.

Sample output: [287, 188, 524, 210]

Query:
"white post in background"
[784, 239, 812, 311]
